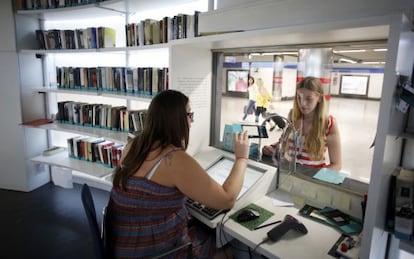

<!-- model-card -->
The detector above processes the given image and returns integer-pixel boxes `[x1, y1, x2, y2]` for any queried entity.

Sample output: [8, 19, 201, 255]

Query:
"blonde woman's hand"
[234, 130, 250, 159]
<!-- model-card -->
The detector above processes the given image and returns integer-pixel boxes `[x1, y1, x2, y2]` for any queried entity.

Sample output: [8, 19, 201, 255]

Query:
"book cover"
[97, 140, 115, 164]
[103, 27, 116, 48]
[21, 118, 53, 126]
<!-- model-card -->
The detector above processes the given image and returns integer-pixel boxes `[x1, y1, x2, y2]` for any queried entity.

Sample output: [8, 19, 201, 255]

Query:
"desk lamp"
[263, 114, 298, 189]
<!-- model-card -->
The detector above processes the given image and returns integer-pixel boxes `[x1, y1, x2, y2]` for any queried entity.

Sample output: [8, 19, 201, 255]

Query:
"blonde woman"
[254, 78, 273, 123]
[263, 77, 342, 170]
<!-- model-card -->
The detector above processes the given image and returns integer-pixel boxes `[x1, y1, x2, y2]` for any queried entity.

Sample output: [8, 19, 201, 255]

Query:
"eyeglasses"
[187, 112, 194, 121]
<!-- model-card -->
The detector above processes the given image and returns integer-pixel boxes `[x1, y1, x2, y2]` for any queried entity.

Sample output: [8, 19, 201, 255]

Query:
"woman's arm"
[171, 131, 250, 210]
[326, 117, 342, 170]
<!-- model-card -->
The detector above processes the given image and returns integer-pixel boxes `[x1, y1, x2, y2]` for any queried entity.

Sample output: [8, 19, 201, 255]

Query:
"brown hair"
[112, 90, 190, 189]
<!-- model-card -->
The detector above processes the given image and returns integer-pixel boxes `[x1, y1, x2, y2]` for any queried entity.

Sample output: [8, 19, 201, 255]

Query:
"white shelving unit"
[13, 0, 213, 192]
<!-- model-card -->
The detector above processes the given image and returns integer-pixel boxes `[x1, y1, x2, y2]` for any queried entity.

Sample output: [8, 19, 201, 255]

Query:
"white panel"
[367, 73, 384, 98]
[0, 1, 16, 51]
[200, 0, 413, 35]
[281, 68, 296, 98]
[0, 51, 29, 190]
[18, 53, 45, 122]
[169, 45, 212, 155]
[360, 12, 413, 259]
[216, 0, 256, 9]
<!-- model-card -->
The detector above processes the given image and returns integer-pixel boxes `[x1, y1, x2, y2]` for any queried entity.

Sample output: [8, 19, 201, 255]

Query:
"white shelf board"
[125, 43, 169, 52]
[27, 122, 128, 143]
[35, 87, 153, 102]
[19, 48, 126, 54]
[15, 0, 199, 20]
[31, 151, 114, 178]
[16, 0, 126, 20]
[20, 44, 168, 54]
[72, 171, 113, 192]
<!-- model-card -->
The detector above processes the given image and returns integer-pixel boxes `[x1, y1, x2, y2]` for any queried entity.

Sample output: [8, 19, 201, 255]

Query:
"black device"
[266, 214, 308, 242]
[236, 208, 260, 222]
[241, 124, 268, 138]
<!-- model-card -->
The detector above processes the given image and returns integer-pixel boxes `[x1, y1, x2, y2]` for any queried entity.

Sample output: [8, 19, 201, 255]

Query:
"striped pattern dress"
[284, 115, 334, 168]
[109, 150, 217, 258]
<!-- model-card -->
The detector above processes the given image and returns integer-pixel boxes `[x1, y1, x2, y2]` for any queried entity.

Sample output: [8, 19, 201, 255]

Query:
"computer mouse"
[236, 209, 260, 222]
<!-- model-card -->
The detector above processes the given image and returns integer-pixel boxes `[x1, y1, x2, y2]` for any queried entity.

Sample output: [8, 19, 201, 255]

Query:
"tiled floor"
[220, 96, 380, 183]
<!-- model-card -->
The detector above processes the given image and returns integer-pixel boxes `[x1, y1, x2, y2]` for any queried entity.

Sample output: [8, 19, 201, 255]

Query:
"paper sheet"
[313, 168, 346, 184]
[268, 191, 294, 207]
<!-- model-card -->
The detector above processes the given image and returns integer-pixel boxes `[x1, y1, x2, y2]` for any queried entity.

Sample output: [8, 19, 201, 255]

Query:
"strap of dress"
[145, 147, 181, 180]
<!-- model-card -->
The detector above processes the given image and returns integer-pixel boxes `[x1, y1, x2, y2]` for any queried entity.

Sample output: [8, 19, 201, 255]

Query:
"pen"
[254, 220, 282, 230]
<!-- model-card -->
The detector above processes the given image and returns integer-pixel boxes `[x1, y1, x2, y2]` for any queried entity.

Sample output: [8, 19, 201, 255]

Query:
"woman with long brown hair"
[109, 89, 250, 258]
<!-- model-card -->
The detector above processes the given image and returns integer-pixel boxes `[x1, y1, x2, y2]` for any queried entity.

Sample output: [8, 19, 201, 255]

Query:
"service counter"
[192, 147, 368, 259]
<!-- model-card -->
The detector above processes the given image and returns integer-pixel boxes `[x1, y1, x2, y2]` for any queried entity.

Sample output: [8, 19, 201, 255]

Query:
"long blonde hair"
[292, 77, 327, 159]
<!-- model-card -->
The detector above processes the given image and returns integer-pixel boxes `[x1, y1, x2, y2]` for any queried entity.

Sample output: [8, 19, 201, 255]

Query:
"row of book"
[16, 0, 106, 10]
[36, 27, 116, 50]
[67, 136, 123, 168]
[126, 11, 200, 46]
[56, 66, 168, 95]
[35, 12, 200, 50]
[57, 101, 148, 133]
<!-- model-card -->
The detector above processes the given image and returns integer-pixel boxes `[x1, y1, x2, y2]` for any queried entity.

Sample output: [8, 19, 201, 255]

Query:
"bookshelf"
[12, 0, 212, 190]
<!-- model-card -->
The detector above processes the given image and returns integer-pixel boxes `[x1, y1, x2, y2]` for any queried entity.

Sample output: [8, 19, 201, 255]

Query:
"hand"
[262, 142, 278, 157]
[234, 131, 250, 159]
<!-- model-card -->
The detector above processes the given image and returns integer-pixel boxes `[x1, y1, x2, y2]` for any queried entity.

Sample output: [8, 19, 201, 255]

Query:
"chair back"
[81, 184, 104, 259]
[102, 204, 113, 257]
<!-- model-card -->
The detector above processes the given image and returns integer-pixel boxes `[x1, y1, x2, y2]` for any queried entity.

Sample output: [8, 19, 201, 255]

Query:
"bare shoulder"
[164, 149, 199, 169]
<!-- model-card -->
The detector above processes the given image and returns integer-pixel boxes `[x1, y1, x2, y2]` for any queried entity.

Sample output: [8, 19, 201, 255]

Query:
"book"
[42, 146, 65, 156]
[299, 204, 363, 235]
[103, 27, 116, 48]
[111, 144, 124, 167]
[84, 137, 105, 161]
[97, 140, 115, 164]
[21, 118, 53, 126]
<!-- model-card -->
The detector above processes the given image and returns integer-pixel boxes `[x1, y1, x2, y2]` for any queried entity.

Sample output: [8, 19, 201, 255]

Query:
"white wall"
[0, 1, 46, 191]
[281, 68, 297, 98]
[202, 0, 412, 34]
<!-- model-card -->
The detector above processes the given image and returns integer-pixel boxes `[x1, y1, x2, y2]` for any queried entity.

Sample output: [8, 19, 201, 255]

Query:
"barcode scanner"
[266, 214, 308, 242]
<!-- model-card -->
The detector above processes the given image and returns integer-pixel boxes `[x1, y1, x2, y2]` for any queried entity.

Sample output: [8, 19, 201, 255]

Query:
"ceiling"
[331, 41, 387, 64]
[226, 40, 388, 65]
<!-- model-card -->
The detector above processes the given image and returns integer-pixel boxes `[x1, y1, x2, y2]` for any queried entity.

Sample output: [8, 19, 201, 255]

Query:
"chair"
[81, 184, 105, 259]
[81, 183, 193, 259]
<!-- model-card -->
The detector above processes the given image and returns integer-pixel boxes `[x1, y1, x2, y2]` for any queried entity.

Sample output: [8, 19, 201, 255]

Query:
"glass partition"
[211, 44, 385, 188]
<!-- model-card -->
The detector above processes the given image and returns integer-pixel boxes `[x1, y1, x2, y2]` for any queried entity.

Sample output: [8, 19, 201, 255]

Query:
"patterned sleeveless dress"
[284, 115, 334, 168]
[108, 148, 217, 258]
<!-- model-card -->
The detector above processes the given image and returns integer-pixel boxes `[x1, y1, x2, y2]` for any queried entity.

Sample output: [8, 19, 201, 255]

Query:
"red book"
[21, 118, 53, 126]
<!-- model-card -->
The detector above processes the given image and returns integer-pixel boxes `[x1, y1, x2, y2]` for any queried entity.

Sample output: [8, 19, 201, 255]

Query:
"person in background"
[262, 76, 342, 170]
[242, 75, 258, 121]
[108, 89, 250, 258]
[254, 77, 273, 123]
